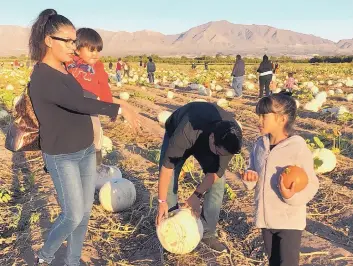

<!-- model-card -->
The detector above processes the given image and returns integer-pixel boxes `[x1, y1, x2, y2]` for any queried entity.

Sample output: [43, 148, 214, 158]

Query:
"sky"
[1, 0, 353, 42]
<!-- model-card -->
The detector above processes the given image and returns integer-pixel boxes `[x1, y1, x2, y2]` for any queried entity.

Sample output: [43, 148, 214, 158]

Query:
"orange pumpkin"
[281, 165, 308, 192]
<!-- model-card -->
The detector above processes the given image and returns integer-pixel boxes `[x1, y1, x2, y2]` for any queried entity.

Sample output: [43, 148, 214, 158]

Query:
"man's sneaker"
[202, 237, 229, 253]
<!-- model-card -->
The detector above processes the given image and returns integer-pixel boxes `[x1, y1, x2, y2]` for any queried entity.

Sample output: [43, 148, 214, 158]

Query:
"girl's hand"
[242, 170, 259, 182]
[279, 175, 296, 199]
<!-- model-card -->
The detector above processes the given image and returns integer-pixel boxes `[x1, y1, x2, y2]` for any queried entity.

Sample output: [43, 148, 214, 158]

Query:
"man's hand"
[183, 193, 201, 218]
[155, 202, 169, 226]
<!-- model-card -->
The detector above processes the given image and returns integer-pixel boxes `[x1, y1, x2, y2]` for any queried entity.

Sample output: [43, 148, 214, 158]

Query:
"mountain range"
[1, 20, 352, 57]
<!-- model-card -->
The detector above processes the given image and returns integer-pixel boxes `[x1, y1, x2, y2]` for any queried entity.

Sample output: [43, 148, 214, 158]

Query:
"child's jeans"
[262, 229, 302, 266]
[116, 71, 122, 82]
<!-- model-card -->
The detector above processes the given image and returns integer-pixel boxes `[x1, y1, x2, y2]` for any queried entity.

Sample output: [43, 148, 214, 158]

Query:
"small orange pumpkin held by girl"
[280, 165, 308, 192]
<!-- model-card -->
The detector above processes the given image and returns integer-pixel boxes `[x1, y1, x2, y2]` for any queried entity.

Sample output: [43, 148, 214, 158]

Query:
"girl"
[242, 94, 319, 266]
[28, 9, 139, 265]
[257, 55, 273, 98]
[284, 72, 297, 93]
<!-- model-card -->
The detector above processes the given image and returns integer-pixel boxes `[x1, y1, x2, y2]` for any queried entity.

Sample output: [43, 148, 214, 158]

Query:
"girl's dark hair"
[76, 28, 103, 52]
[288, 72, 294, 77]
[29, 9, 74, 61]
[256, 93, 297, 135]
[213, 121, 242, 154]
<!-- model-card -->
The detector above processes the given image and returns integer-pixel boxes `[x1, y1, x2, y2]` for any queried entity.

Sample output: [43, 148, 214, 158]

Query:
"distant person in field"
[192, 62, 196, 69]
[273, 62, 279, 74]
[124, 61, 130, 77]
[116, 58, 123, 82]
[257, 55, 273, 98]
[147, 57, 156, 83]
[108, 61, 113, 70]
[139, 57, 143, 67]
[242, 93, 319, 266]
[156, 102, 243, 253]
[204, 61, 209, 70]
[284, 72, 297, 93]
[231, 55, 245, 97]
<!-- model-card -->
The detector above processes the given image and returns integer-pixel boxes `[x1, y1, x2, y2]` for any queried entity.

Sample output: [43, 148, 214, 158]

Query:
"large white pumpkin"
[225, 89, 235, 99]
[304, 100, 319, 112]
[158, 111, 172, 127]
[119, 92, 130, 101]
[217, 98, 228, 108]
[215, 85, 223, 92]
[346, 93, 353, 102]
[328, 90, 335, 96]
[99, 178, 136, 212]
[95, 166, 122, 190]
[167, 91, 174, 99]
[157, 208, 203, 254]
[314, 91, 327, 106]
[6, 84, 14, 91]
[312, 148, 336, 174]
[101, 136, 113, 157]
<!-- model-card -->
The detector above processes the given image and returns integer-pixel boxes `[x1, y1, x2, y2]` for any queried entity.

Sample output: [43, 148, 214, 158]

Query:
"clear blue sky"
[2, 0, 353, 42]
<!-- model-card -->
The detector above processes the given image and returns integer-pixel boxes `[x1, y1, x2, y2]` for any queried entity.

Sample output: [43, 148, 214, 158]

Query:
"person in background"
[124, 61, 130, 77]
[273, 62, 280, 74]
[204, 61, 209, 70]
[257, 55, 273, 98]
[147, 57, 156, 83]
[108, 61, 113, 70]
[284, 72, 297, 93]
[156, 102, 243, 253]
[192, 62, 196, 69]
[116, 58, 123, 82]
[139, 56, 143, 67]
[231, 55, 245, 97]
[242, 93, 319, 266]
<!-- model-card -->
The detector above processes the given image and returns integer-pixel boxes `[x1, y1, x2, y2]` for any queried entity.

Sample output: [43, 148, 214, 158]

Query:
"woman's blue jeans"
[38, 144, 96, 266]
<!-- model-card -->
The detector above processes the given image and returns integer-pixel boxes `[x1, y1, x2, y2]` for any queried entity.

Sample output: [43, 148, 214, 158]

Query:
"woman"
[29, 9, 140, 265]
[257, 55, 273, 98]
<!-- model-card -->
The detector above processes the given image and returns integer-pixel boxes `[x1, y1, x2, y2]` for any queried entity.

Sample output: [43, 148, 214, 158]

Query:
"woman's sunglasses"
[50, 36, 77, 47]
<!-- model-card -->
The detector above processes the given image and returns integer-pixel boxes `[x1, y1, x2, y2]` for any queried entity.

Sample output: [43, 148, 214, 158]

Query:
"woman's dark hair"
[29, 9, 74, 61]
[256, 93, 297, 135]
[263, 54, 269, 61]
[76, 28, 103, 52]
[213, 121, 242, 154]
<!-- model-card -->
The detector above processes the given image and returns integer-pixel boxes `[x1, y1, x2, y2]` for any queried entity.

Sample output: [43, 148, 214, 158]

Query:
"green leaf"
[313, 137, 325, 149]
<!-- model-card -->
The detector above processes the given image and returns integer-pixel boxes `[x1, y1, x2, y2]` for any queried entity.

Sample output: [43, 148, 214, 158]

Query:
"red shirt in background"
[66, 56, 113, 103]
[116, 61, 123, 71]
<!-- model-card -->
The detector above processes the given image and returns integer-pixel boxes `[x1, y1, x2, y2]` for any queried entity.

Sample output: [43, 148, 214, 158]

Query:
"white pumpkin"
[328, 90, 335, 96]
[0, 109, 10, 121]
[157, 208, 203, 254]
[101, 136, 113, 157]
[346, 93, 353, 102]
[312, 148, 336, 174]
[167, 91, 174, 99]
[95, 166, 122, 190]
[346, 80, 353, 87]
[245, 82, 255, 90]
[304, 100, 319, 112]
[19, 79, 26, 86]
[198, 86, 212, 97]
[210, 83, 216, 91]
[189, 83, 199, 90]
[119, 92, 130, 101]
[217, 98, 228, 108]
[6, 84, 14, 91]
[336, 88, 344, 94]
[225, 89, 235, 99]
[99, 178, 136, 212]
[192, 99, 208, 103]
[310, 86, 319, 95]
[158, 111, 172, 127]
[314, 91, 327, 106]
[327, 80, 333, 86]
[307, 82, 314, 89]
[215, 85, 223, 92]
[116, 82, 122, 88]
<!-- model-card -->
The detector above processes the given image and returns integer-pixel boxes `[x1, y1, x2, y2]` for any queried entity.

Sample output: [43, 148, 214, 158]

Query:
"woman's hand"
[156, 202, 169, 226]
[113, 99, 142, 134]
[182, 194, 201, 218]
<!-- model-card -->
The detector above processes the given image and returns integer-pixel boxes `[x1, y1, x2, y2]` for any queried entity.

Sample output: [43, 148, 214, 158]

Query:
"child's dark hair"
[288, 72, 294, 77]
[256, 93, 297, 135]
[76, 28, 103, 52]
[29, 9, 74, 61]
[213, 121, 242, 154]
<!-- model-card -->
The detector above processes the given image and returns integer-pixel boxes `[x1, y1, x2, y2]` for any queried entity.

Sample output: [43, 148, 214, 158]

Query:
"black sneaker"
[202, 237, 229, 253]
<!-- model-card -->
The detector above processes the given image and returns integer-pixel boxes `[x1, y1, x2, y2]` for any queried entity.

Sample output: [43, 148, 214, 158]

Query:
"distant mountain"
[0, 21, 352, 57]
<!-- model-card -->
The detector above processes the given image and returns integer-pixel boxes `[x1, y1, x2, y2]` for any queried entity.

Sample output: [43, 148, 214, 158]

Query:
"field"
[0, 61, 353, 266]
